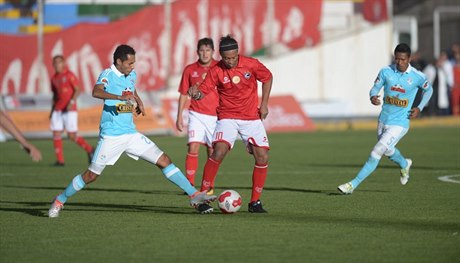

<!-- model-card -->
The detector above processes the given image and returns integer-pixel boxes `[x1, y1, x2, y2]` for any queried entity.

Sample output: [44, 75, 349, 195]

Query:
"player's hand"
[188, 84, 202, 100]
[259, 105, 269, 120]
[408, 107, 420, 119]
[119, 93, 135, 101]
[371, 95, 381, 105]
[176, 116, 184, 132]
[23, 143, 42, 162]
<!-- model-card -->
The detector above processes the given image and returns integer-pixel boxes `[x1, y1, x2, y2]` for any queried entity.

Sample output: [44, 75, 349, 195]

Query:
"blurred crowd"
[412, 43, 460, 116]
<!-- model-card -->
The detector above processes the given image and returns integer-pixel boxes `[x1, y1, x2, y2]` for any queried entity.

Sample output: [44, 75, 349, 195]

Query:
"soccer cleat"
[196, 203, 214, 214]
[190, 190, 217, 207]
[54, 161, 65, 167]
[48, 199, 64, 218]
[400, 158, 412, 185]
[248, 200, 267, 213]
[338, 182, 354, 194]
[207, 188, 214, 196]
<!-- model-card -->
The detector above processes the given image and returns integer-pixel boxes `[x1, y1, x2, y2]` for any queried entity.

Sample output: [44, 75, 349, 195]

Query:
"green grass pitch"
[1, 127, 459, 262]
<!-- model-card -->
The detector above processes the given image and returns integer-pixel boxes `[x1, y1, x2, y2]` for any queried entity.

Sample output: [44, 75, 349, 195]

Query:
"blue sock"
[388, 148, 408, 169]
[350, 156, 380, 188]
[56, 174, 86, 204]
[162, 164, 197, 196]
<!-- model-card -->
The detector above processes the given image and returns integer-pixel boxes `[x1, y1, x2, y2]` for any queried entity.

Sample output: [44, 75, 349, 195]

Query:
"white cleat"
[400, 159, 412, 185]
[338, 182, 354, 195]
[48, 200, 64, 218]
[190, 190, 217, 208]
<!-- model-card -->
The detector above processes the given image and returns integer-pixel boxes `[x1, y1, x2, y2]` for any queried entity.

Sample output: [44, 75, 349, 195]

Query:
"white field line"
[437, 174, 460, 184]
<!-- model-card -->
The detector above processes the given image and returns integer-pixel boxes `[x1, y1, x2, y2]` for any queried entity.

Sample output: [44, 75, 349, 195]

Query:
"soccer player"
[338, 43, 433, 194]
[189, 35, 273, 213]
[50, 55, 94, 166]
[48, 44, 216, 218]
[176, 38, 218, 187]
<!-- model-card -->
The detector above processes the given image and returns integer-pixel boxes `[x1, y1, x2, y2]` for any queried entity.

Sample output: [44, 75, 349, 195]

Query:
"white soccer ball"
[218, 190, 242, 214]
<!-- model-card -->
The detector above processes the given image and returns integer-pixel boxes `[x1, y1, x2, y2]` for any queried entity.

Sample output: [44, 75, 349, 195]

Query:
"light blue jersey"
[370, 64, 433, 128]
[95, 64, 137, 136]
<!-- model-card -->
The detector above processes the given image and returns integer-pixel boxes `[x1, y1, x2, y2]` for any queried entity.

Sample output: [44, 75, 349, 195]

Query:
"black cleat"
[54, 161, 65, 167]
[248, 200, 267, 213]
[196, 203, 213, 214]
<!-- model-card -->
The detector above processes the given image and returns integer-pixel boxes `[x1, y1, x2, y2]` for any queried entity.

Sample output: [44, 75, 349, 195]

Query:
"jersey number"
[215, 132, 223, 140]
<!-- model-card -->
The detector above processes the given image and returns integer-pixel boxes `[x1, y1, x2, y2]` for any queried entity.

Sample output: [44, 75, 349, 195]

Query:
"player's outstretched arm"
[259, 77, 273, 120]
[0, 110, 42, 162]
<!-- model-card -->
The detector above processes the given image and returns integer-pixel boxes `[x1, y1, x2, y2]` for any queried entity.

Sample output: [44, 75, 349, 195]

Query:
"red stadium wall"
[0, 0, 322, 96]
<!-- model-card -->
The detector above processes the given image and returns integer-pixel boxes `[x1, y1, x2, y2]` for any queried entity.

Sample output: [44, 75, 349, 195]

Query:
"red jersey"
[199, 55, 272, 120]
[178, 60, 219, 116]
[51, 69, 79, 111]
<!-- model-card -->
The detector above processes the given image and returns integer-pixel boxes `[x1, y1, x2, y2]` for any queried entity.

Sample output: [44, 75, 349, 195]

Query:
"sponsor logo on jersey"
[385, 95, 408, 107]
[390, 85, 406, 93]
[122, 87, 133, 96]
[116, 103, 134, 113]
[423, 81, 429, 89]
[192, 71, 199, 78]
[232, 76, 241, 84]
[244, 72, 251, 79]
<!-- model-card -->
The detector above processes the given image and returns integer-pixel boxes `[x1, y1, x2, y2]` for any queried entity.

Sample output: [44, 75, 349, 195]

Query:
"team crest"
[244, 72, 251, 79]
[232, 76, 241, 84]
[122, 87, 133, 96]
[407, 78, 412, 85]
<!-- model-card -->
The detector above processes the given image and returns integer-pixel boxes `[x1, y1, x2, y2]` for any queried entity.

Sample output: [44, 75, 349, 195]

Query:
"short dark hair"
[219, 35, 238, 52]
[113, 44, 136, 64]
[197, 38, 214, 50]
[394, 43, 411, 56]
[52, 55, 64, 62]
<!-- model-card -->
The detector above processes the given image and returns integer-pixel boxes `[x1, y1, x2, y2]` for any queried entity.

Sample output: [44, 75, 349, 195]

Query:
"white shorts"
[376, 122, 409, 155]
[213, 119, 270, 151]
[188, 110, 217, 147]
[88, 132, 164, 174]
[50, 110, 78, 132]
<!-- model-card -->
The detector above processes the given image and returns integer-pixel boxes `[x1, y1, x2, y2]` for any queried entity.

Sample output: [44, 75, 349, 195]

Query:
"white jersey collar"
[111, 64, 124, 77]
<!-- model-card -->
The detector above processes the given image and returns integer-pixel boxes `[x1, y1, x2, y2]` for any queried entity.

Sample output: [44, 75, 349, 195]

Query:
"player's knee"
[211, 143, 229, 161]
[371, 142, 387, 160]
[155, 153, 171, 169]
[254, 150, 269, 164]
[384, 148, 395, 157]
[82, 169, 99, 183]
[68, 133, 77, 141]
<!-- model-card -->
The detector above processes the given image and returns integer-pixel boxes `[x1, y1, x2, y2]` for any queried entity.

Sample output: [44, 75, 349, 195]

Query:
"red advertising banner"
[163, 95, 315, 134]
[0, 0, 322, 96]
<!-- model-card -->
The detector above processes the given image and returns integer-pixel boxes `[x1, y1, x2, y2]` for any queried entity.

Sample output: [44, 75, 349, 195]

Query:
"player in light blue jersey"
[338, 43, 433, 194]
[48, 44, 216, 217]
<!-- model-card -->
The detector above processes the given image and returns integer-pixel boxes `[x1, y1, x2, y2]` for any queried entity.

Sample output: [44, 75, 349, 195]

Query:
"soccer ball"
[218, 190, 242, 214]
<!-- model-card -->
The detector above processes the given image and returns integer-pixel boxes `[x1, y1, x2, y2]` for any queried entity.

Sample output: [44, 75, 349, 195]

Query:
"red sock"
[53, 136, 64, 163]
[251, 163, 268, 202]
[200, 158, 221, 191]
[185, 153, 199, 186]
[75, 136, 93, 153]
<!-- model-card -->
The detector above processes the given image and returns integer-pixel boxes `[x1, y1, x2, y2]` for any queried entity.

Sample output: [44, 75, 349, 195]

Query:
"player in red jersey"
[50, 55, 94, 166]
[176, 38, 218, 191]
[189, 35, 273, 213]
